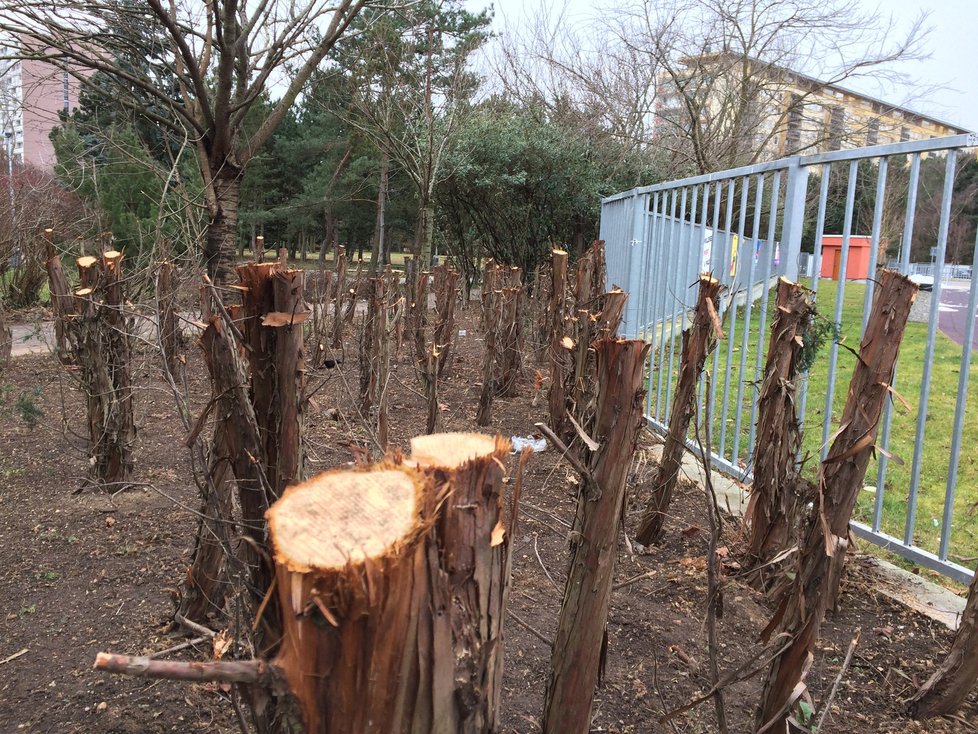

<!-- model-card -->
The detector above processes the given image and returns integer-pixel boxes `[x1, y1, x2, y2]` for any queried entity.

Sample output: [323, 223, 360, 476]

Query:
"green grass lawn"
[649, 278, 978, 570]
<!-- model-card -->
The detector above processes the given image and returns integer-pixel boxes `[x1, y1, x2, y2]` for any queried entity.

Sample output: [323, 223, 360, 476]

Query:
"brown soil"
[0, 300, 974, 733]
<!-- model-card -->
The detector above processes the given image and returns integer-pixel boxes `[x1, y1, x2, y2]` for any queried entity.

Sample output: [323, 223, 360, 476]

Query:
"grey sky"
[478, 0, 978, 132]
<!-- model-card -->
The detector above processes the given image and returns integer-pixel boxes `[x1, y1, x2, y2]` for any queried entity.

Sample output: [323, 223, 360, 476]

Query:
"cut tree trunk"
[433, 265, 459, 376]
[755, 270, 917, 732]
[496, 286, 522, 398]
[267, 433, 517, 733]
[744, 278, 814, 571]
[547, 250, 570, 437]
[476, 285, 500, 427]
[43, 228, 74, 363]
[331, 247, 347, 349]
[542, 338, 651, 734]
[157, 261, 183, 377]
[0, 303, 11, 371]
[635, 276, 721, 546]
[74, 251, 136, 488]
[908, 566, 978, 718]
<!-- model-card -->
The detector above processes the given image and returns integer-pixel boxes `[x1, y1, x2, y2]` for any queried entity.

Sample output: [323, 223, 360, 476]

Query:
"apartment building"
[655, 53, 970, 166]
[0, 41, 84, 171]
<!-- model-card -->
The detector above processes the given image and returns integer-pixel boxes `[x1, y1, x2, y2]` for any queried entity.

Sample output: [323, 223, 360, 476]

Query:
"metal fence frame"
[602, 133, 978, 584]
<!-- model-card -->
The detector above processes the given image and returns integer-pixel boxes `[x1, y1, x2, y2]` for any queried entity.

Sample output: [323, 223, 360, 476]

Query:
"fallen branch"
[94, 652, 272, 684]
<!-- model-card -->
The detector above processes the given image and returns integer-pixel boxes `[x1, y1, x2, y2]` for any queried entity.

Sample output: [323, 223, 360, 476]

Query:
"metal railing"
[601, 133, 978, 584]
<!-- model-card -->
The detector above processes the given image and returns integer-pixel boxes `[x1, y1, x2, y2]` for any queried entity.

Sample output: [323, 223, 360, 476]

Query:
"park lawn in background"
[649, 277, 978, 571]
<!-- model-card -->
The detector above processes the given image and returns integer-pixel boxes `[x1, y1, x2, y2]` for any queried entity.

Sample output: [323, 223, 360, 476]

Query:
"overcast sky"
[476, 0, 978, 133]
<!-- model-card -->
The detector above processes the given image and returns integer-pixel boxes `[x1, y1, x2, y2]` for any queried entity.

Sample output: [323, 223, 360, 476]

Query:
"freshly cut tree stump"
[268, 433, 517, 734]
[43, 228, 74, 363]
[410, 433, 514, 733]
[635, 275, 721, 545]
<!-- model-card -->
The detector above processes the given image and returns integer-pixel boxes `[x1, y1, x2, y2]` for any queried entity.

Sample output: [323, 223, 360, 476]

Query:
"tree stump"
[43, 228, 74, 363]
[157, 261, 183, 377]
[635, 275, 721, 546]
[744, 278, 814, 571]
[546, 250, 570, 437]
[74, 251, 135, 487]
[268, 433, 516, 733]
[755, 270, 917, 732]
[542, 338, 651, 734]
[908, 566, 978, 718]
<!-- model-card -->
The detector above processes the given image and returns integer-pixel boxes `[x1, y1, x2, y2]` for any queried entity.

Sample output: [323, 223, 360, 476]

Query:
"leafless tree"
[609, 0, 928, 174]
[0, 0, 370, 286]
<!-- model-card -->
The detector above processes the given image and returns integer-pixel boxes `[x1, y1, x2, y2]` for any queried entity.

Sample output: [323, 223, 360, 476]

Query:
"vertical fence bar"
[780, 158, 811, 282]
[732, 174, 765, 467]
[623, 193, 648, 337]
[904, 152, 958, 546]
[939, 226, 978, 560]
[696, 182, 715, 409]
[861, 157, 889, 335]
[899, 154, 922, 271]
[718, 177, 750, 459]
[748, 171, 783, 454]
[709, 179, 737, 430]
[663, 187, 692, 419]
[820, 159, 859, 461]
[641, 192, 662, 340]
[655, 188, 679, 420]
[644, 192, 662, 418]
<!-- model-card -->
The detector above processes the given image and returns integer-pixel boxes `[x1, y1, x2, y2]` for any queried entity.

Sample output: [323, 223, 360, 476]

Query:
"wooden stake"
[635, 275, 721, 545]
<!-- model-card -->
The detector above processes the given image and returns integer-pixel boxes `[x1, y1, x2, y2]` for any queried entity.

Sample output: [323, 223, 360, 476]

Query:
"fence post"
[621, 193, 648, 338]
[779, 158, 809, 282]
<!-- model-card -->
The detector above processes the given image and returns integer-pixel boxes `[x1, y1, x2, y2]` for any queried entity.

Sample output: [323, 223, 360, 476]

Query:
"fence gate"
[602, 133, 978, 584]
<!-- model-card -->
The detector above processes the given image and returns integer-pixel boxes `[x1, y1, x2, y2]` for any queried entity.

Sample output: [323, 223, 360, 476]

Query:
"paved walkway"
[937, 280, 977, 350]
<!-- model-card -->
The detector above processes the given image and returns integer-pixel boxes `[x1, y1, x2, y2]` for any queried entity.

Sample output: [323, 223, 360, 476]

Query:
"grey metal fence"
[601, 133, 978, 584]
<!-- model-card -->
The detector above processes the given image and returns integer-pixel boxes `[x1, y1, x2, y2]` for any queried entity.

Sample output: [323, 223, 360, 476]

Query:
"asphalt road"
[937, 280, 978, 350]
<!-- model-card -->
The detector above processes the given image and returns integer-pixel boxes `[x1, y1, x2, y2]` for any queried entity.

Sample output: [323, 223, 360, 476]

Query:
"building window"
[900, 126, 910, 142]
[866, 118, 880, 146]
[828, 106, 845, 150]
[63, 71, 69, 111]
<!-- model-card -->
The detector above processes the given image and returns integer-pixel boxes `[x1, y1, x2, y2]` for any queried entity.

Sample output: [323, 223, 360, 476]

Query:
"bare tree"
[1, 0, 369, 285]
[335, 1, 490, 267]
[588, 0, 926, 174]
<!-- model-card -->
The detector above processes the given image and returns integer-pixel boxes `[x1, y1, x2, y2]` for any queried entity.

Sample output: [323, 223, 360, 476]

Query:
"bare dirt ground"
[0, 300, 974, 733]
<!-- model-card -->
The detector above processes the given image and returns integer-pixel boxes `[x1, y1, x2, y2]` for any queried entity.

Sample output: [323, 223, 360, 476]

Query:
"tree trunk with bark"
[433, 265, 459, 376]
[205, 167, 242, 287]
[547, 250, 570, 437]
[496, 286, 522, 398]
[331, 247, 348, 349]
[908, 566, 978, 719]
[476, 280, 501, 427]
[369, 152, 389, 277]
[755, 270, 917, 732]
[267, 432, 518, 733]
[0, 303, 10, 372]
[74, 251, 136, 488]
[635, 276, 721, 546]
[157, 261, 183, 378]
[744, 279, 814, 571]
[542, 338, 651, 734]
[43, 228, 74, 363]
